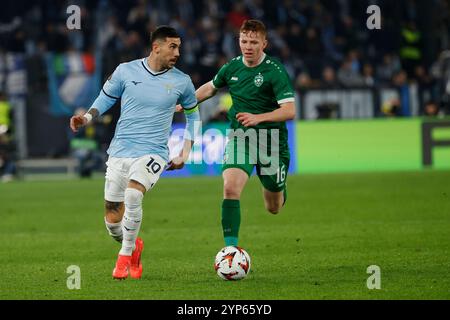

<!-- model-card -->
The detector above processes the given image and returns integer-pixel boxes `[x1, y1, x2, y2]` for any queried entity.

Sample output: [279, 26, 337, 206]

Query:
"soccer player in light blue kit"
[70, 26, 199, 280]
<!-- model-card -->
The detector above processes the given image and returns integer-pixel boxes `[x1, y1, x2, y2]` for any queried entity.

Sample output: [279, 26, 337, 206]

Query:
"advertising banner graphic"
[163, 121, 297, 177]
[46, 52, 101, 116]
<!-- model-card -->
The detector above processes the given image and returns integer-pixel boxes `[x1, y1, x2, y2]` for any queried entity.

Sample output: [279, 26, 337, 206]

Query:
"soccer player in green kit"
[196, 20, 296, 247]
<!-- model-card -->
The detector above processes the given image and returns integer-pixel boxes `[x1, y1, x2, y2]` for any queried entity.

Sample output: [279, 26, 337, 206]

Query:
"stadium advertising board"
[163, 121, 297, 177]
[296, 118, 450, 173]
[162, 118, 449, 177]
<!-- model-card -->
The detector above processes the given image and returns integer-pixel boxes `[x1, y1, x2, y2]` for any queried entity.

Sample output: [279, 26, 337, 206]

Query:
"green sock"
[222, 199, 240, 246]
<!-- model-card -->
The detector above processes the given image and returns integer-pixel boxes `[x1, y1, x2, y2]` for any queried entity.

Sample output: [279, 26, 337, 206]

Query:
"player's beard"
[165, 58, 178, 69]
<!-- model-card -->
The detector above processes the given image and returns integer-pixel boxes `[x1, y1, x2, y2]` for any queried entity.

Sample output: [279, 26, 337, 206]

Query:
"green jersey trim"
[183, 105, 199, 114]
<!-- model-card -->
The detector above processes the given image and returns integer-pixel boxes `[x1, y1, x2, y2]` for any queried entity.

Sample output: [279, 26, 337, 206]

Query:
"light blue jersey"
[89, 58, 197, 161]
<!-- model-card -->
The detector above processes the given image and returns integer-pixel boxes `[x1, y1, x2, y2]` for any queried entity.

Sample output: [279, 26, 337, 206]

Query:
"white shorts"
[104, 154, 166, 202]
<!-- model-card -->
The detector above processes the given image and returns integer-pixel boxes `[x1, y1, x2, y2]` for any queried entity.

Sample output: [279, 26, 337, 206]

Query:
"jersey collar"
[141, 57, 170, 76]
[242, 53, 266, 68]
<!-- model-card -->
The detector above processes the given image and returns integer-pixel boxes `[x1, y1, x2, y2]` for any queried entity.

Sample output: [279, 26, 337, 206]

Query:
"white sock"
[119, 188, 143, 256]
[104, 218, 123, 243]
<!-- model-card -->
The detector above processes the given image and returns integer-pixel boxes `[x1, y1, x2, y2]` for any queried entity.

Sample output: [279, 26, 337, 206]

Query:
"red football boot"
[130, 237, 144, 279]
[112, 255, 131, 280]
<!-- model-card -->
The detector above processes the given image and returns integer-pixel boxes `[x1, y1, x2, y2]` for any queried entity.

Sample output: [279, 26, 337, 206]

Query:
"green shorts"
[222, 138, 290, 193]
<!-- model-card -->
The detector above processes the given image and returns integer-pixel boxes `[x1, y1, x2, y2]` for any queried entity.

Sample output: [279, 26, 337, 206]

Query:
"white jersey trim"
[242, 53, 266, 67]
[210, 80, 218, 89]
[277, 97, 295, 105]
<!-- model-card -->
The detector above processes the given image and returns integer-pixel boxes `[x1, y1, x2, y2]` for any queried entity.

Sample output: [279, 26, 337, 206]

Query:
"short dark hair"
[150, 26, 180, 44]
[240, 19, 267, 38]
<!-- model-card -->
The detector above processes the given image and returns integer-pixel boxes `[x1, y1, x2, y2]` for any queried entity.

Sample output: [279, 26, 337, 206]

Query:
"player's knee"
[124, 188, 144, 209]
[264, 197, 283, 215]
[223, 182, 241, 199]
[265, 203, 281, 215]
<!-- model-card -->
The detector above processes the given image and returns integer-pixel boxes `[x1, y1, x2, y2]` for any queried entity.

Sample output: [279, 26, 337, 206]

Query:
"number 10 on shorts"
[146, 157, 162, 174]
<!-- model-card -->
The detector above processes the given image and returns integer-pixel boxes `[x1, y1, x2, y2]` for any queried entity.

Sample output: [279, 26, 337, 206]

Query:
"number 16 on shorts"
[276, 164, 286, 184]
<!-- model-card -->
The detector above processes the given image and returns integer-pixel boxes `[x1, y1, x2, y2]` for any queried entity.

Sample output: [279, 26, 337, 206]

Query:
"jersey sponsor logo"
[254, 73, 264, 87]
[231, 76, 239, 81]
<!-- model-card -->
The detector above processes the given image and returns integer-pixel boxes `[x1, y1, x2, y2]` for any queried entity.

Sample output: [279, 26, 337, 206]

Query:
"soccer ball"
[214, 246, 251, 280]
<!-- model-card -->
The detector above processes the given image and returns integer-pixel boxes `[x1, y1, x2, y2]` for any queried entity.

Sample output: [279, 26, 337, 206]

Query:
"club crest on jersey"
[254, 73, 264, 87]
[165, 84, 174, 94]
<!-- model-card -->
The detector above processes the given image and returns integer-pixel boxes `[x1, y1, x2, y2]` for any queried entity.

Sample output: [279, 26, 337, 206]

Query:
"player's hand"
[175, 104, 183, 113]
[236, 112, 262, 127]
[166, 156, 185, 171]
[70, 114, 88, 132]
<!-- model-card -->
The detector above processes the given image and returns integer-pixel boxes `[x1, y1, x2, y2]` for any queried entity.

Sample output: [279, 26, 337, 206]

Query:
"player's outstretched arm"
[70, 63, 122, 131]
[236, 102, 296, 127]
[174, 81, 218, 113]
[166, 139, 194, 171]
[196, 81, 217, 104]
[167, 106, 201, 170]
[70, 108, 99, 132]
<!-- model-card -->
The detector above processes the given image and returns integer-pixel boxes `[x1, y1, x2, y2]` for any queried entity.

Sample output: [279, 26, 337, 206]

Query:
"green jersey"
[212, 54, 295, 130]
[214, 54, 294, 191]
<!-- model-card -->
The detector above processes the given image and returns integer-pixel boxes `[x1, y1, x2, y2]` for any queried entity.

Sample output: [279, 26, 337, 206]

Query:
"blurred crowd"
[1, 1, 449, 101]
[0, 91, 15, 181]
[0, 0, 450, 178]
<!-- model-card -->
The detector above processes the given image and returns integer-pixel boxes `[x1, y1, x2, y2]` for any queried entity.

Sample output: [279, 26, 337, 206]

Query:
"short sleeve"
[102, 64, 124, 99]
[178, 77, 197, 110]
[272, 67, 295, 105]
[212, 62, 229, 89]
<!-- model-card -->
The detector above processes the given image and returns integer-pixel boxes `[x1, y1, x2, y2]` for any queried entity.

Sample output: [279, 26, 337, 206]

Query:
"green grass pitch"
[0, 170, 449, 300]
